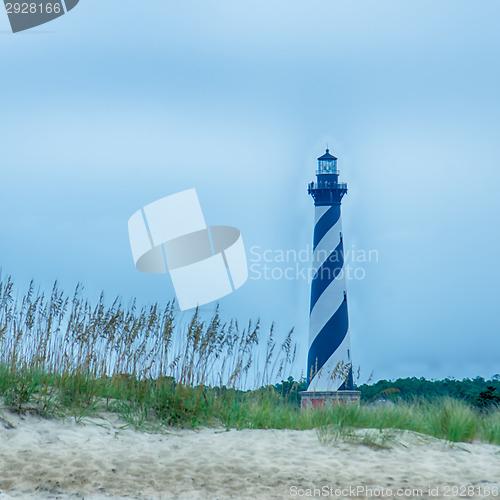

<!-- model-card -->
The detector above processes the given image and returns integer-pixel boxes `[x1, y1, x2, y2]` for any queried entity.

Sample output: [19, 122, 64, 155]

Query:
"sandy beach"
[0, 411, 499, 500]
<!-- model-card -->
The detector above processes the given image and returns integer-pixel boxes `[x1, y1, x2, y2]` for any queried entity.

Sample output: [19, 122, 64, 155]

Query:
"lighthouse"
[300, 149, 360, 408]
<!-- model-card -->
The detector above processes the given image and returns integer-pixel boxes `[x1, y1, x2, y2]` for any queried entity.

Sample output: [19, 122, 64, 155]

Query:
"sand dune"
[0, 411, 499, 499]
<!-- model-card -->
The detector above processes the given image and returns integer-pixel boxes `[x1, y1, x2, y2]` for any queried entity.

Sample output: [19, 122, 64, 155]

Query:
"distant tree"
[273, 376, 307, 406]
[477, 386, 500, 409]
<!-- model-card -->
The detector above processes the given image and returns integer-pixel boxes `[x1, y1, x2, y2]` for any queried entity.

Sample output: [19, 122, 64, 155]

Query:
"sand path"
[0, 411, 499, 499]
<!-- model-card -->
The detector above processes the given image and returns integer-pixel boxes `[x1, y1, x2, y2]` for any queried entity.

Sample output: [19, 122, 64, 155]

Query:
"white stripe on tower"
[314, 205, 330, 223]
[307, 149, 352, 392]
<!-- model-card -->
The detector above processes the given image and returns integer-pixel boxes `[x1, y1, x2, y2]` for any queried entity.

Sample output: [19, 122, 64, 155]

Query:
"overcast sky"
[1, 0, 499, 383]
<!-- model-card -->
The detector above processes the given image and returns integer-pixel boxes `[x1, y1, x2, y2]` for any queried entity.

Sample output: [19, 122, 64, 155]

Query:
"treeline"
[357, 376, 500, 408]
[272, 376, 500, 408]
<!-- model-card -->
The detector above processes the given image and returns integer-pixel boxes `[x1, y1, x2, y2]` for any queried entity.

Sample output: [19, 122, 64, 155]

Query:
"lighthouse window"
[347, 349, 350, 360]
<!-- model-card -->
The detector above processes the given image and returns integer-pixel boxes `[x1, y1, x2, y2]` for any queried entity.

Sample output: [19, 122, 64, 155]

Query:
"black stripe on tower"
[338, 367, 354, 390]
[313, 205, 341, 250]
[307, 298, 349, 384]
[310, 237, 344, 312]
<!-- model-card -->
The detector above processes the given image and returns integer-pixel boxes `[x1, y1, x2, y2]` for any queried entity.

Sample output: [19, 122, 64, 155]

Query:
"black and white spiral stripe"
[307, 204, 352, 391]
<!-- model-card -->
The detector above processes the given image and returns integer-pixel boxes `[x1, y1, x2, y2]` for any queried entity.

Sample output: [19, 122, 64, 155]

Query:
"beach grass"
[1, 275, 499, 445]
[315, 398, 500, 446]
[2, 361, 500, 446]
[0, 275, 297, 426]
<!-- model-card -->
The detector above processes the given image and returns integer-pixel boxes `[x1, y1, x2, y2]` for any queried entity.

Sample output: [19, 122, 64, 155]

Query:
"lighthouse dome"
[317, 148, 338, 174]
[317, 148, 338, 161]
